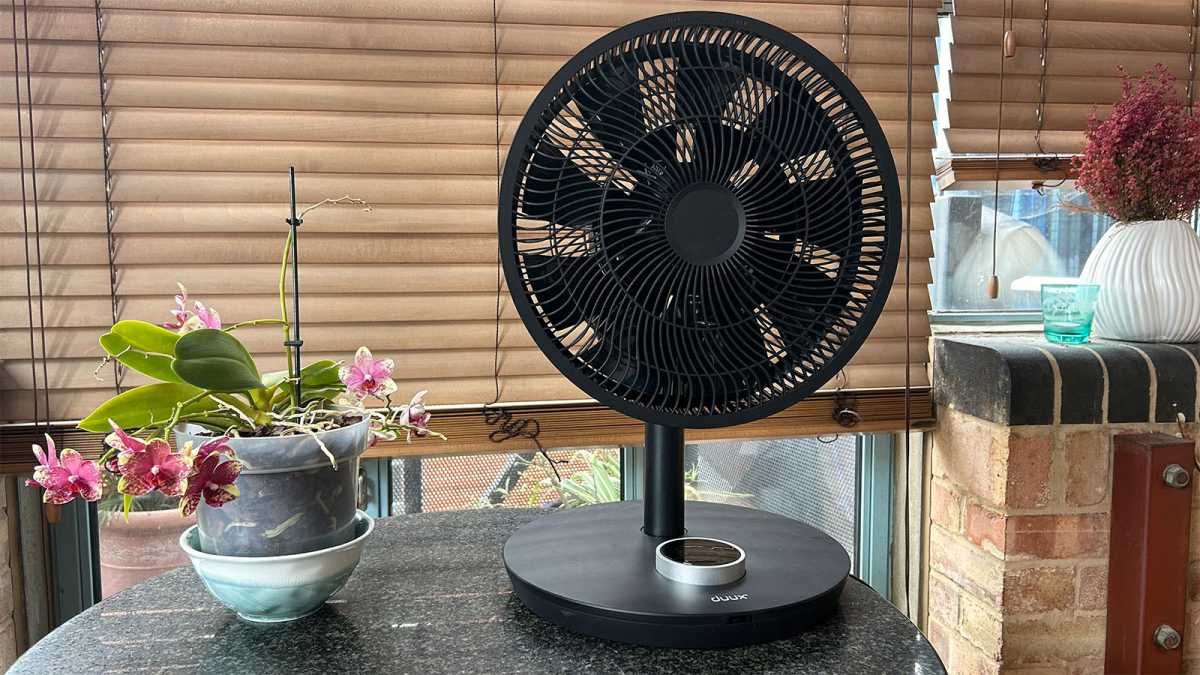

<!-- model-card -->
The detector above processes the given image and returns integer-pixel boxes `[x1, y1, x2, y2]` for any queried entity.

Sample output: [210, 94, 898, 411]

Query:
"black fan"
[500, 12, 901, 649]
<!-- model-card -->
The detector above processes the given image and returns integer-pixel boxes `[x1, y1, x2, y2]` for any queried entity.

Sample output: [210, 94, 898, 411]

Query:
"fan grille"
[500, 13, 900, 427]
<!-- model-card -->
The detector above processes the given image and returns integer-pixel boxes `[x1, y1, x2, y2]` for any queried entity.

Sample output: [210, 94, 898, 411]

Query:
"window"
[931, 183, 1200, 320]
[377, 435, 894, 593]
[931, 184, 1115, 316]
[389, 448, 622, 513]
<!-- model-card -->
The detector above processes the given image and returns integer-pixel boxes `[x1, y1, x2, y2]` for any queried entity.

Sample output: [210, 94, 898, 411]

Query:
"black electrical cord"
[903, 0, 916, 620]
[481, 0, 565, 484]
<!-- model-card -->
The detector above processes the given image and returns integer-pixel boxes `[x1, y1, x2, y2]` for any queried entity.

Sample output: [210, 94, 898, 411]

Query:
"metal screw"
[1163, 464, 1191, 489]
[1154, 624, 1182, 650]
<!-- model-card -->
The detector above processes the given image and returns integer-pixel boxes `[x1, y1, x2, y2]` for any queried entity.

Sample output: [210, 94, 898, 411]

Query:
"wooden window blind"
[940, 0, 1200, 160]
[2, 1, 938, 458]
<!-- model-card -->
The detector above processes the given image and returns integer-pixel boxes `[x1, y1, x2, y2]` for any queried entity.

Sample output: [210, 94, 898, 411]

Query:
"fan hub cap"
[664, 182, 746, 266]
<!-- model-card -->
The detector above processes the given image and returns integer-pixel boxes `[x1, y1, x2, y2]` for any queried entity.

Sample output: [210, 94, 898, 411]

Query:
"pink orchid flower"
[399, 390, 432, 438]
[162, 283, 222, 334]
[104, 417, 147, 470]
[338, 346, 397, 400]
[104, 419, 147, 472]
[192, 435, 235, 464]
[25, 435, 102, 505]
[180, 452, 242, 518]
[117, 437, 189, 498]
[29, 433, 61, 475]
[106, 421, 189, 497]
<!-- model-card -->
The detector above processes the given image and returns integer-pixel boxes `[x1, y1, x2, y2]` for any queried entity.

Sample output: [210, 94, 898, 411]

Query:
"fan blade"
[519, 253, 596, 328]
[673, 46, 745, 121]
[701, 295, 785, 398]
[737, 150, 865, 258]
[520, 145, 609, 229]
[576, 332, 656, 401]
[736, 160, 801, 235]
[757, 86, 843, 161]
[686, 119, 757, 181]
[765, 259, 856, 373]
[790, 168, 865, 256]
[621, 126, 681, 177]
[573, 56, 646, 159]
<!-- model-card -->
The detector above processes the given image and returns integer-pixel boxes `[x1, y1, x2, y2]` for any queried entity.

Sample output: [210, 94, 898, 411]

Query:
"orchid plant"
[25, 195, 441, 517]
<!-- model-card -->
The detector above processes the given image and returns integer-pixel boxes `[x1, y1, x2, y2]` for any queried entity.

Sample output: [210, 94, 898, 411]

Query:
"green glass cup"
[1040, 283, 1101, 344]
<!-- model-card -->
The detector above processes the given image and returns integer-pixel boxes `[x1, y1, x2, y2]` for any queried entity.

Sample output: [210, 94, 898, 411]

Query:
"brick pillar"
[928, 336, 1200, 674]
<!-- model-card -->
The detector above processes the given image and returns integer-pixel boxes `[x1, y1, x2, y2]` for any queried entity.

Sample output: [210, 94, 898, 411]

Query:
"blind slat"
[2, 41, 942, 84]
[0, 283, 937, 330]
[1, 74, 939, 119]
[10, 6, 939, 45]
[2, 348, 936, 391]
[28, 0, 944, 22]
[953, 0, 1200, 26]
[0, 108, 939, 147]
[950, 16, 1200, 52]
[0, 263, 934, 299]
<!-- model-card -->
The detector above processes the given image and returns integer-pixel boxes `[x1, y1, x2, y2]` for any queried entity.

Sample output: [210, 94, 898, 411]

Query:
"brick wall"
[929, 336, 1200, 674]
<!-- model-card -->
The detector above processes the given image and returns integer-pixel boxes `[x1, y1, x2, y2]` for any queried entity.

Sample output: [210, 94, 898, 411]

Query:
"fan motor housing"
[664, 182, 747, 265]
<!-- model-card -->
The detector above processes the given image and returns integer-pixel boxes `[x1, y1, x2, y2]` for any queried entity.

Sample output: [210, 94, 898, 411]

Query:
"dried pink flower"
[1074, 65, 1200, 222]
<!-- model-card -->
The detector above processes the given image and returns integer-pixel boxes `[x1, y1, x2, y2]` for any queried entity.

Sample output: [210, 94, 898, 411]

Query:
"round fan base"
[503, 500, 850, 649]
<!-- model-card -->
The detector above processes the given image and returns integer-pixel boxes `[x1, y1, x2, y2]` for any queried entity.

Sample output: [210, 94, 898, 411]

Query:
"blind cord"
[1033, 0, 1050, 155]
[987, 0, 1013, 299]
[94, 0, 122, 395]
[1189, 0, 1198, 110]
[11, 0, 39, 429]
[841, 0, 852, 73]
[12, 0, 50, 429]
[482, 0, 564, 483]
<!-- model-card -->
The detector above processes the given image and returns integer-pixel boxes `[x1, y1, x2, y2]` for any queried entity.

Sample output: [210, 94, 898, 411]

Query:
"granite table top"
[13, 508, 946, 674]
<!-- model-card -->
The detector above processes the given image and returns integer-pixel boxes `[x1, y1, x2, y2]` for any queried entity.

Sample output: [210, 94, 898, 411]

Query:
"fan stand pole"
[643, 423, 685, 538]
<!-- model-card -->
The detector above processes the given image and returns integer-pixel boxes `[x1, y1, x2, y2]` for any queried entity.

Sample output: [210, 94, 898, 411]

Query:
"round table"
[13, 509, 946, 674]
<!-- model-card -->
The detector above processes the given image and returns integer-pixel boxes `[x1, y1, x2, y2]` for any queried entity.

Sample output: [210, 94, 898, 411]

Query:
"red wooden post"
[1106, 433, 1195, 674]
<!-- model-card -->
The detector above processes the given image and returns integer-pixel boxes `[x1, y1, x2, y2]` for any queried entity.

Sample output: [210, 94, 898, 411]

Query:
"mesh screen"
[392, 448, 621, 513]
[390, 436, 859, 565]
[690, 436, 858, 560]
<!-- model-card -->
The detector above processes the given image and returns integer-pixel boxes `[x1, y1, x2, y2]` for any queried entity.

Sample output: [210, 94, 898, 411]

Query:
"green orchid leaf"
[260, 370, 288, 390]
[299, 359, 342, 387]
[78, 382, 216, 432]
[110, 320, 180, 356]
[299, 385, 343, 403]
[172, 329, 262, 392]
[99, 332, 181, 383]
[262, 360, 340, 391]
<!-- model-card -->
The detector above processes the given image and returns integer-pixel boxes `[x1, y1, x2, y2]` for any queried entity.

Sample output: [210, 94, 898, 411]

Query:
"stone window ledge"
[933, 335, 1200, 427]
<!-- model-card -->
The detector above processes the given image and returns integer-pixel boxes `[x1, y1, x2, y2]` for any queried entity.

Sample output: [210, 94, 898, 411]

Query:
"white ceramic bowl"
[180, 510, 374, 622]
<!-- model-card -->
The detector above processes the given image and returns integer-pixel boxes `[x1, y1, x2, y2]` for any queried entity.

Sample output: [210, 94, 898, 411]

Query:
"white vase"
[1079, 219, 1200, 342]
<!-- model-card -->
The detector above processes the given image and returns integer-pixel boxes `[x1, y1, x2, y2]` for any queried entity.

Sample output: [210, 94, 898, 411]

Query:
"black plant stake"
[284, 166, 303, 404]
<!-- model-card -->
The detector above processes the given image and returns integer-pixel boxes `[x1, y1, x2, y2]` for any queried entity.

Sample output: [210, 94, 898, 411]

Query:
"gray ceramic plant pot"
[175, 417, 370, 557]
